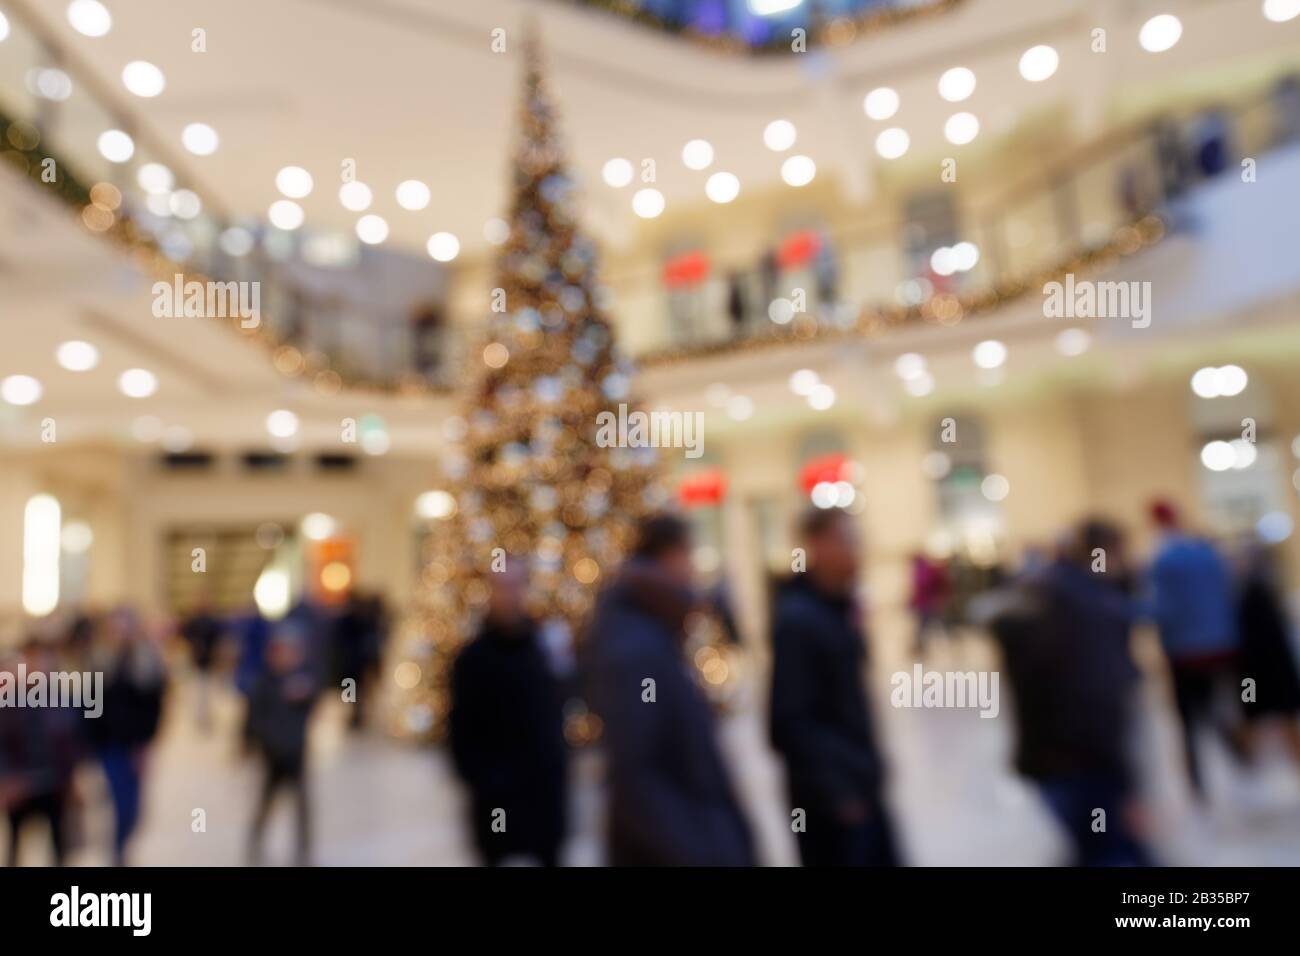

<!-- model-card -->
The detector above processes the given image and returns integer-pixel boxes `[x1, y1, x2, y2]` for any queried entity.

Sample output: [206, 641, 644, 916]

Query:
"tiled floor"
[11, 629, 1300, 866]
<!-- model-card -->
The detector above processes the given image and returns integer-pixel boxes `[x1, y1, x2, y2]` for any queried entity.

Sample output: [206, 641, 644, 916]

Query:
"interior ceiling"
[11, 0, 1297, 259]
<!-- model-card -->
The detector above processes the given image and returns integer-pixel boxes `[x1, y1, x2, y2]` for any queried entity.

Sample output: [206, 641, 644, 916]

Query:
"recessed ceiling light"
[396, 179, 431, 210]
[1139, 14, 1182, 52]
[938, 67, 976, 102]
[275, 166, 313, 199]
[875, 127, 910, 159]
[705, 172, 740, 203]
[0, 11, 10, 43]
[67, 0, 111, 37]
[356, 214, 388, 244]
[781, 155, 816, 187]
[682, 139, 714, 170]
[763, 119, 796, 152]
[602, 158, 633, 188]
[118, 368, 158, 398]
[808, 383, 836, 411]
[136, 163, 174, 194]
[632, 188, 664, 218]
[1264, 0, 1300, 22]
[268, 200, 304, 230]
[169, 189, 201, 219]
[56, 340, 99, 371]
[972, 339, 1007, 369]
[789, 369, 819, 395]
[1, 374, 42, 405]
[894, 353, 926, 379]
[944, 112, 980, 145]
[97, 130, 134, 163]
[181, 123, 219, 156]
[1018, 45, 1059, 82]
[122, 61, 165, 98]
[1055, 328, 1091, 356]
[863, 87, 900, 120]
[338, 181, 372, 211]
[266, 409, 299, 439]
[427, 232, 460, 262]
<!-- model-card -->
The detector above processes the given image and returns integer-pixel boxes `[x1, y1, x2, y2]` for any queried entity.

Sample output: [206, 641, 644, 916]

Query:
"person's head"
[1149, 498, 1181, 532]
[486, 562, 530, 627]
[800, 507, 861, 592]
[632, 513, 694, 587]
[1073, 518, 1126, 572]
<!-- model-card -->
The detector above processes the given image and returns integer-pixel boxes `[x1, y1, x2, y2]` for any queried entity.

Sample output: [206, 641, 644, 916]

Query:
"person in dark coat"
[991, 520, 1150, 866]
[587, 514, 754, 867]
[0, 641, 84, 866]
[1236, 544, 1300, 771]
[245, 628, 317, 866]
[179, 593, 223, 733]
[770, 507, 900, 867]
[87, 608, 166, 867]
[449, 562, 567, 866]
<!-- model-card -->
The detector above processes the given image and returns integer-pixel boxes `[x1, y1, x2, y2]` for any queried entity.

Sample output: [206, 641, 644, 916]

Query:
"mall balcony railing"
[1, 0, 1296, 393]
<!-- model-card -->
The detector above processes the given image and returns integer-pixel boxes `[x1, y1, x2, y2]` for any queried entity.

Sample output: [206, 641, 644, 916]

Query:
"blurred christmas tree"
[389, 33, 665, 742]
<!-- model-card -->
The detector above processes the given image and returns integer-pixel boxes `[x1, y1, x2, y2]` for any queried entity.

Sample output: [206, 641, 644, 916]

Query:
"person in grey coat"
[586, 514, 754, 867]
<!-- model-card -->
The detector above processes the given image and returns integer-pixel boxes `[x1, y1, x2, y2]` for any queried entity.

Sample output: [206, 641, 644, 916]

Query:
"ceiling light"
[938, 67, 976, 102]
[763, 119, 796, 152]
[1200, 440, 1235, 472]
[1218, 364, 1248, 396]
[181, 123, 219, 156]
[930, 247, 956, 276]
[169, 189, 201, 219]
[1139, 14, 1182, 52]
[682, 139, 714, 170]
[632, 188, 664, 218]
[894, 353, 926, 379]
[875, 127, 910, 159]
[781, 155, 816, 187]
[161, 425, 193, 453]
[904, 372, 935, 397]
[789, 369, 819, 395]
[944, 112, 980, 145]
[396, 179, 431, 210]
[808, 383, 836, 410]
[266, 409, 299, 439]
[748, 0, 803, 15]
[356, 215, 388, 244]
[56, 340, 99, 371]
[275, 166, 313, 199]
[950, 241, 980, 271]
[300, 513, 337, 541]
[1018, 45, 1059, 82]
[863, 87, 900, 120]
[0, 11, 10, 43]
[705, 172, 740, 203]
[121, 61, 165, 97]
[1, 375, 42, 406]
[1054, 328, 1090, 356]
[268, 199, 304, 230]
[726, 395, 754, 421]
[972, 339, 1007, 369]
[67, 0, 111, 37]
[338, 181, 372, 211]
[981, 474, 1010, 501]
[1264, 0, 1300, 22]
[97, 130, 134, 163]
[118, 368, 158, 398]
[427, 232, 460, 261]
[136, 163, 174, 194]
[602, 158, 633, 188]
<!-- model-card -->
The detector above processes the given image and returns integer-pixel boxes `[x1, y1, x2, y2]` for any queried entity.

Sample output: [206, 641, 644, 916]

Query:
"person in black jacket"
[449, 562, 567, 866]
[88, 608, 166, 867]
[246, 628, 317, 866]
[587, 514, 754, 866]
[770, 507, 901, 867]
[1236, 543, 1300, 772]
[990, 520, 1150, 866]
